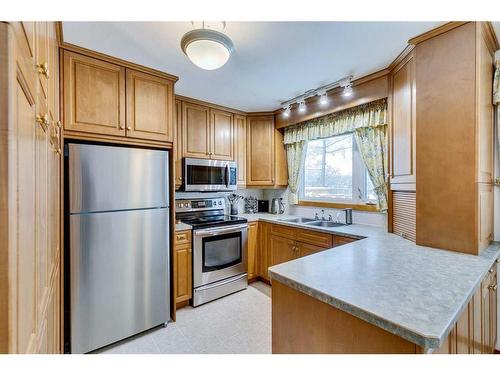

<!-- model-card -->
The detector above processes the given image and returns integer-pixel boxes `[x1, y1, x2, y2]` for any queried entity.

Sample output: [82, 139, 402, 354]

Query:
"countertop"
[175, 222, 192, 231]
[238, 212, 500, 350]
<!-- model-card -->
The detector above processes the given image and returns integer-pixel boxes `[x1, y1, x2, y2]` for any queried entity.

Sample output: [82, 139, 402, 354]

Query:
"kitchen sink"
[278, 217, 317, 224]
[306, 221, 347, 228]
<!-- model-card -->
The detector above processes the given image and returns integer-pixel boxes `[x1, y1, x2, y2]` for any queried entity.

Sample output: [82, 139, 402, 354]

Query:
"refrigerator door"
[68, 143, 169, 214]
[70, 208, 170, 354]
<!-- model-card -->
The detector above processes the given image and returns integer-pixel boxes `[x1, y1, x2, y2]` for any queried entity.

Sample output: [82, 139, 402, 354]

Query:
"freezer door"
[69, 208, 170, 353]
[68, 143, 169, 213]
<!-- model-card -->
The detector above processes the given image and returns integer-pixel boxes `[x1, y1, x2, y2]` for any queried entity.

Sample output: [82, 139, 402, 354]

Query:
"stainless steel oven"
[184, 158, 237, 192]
[193, 224, 248, 306]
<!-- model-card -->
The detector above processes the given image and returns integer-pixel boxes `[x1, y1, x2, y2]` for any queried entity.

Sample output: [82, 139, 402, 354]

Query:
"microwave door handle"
[225, 164, 230, 188]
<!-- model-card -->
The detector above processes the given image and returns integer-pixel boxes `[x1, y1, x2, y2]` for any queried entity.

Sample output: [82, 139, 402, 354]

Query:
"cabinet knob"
[496, 258, 499, 264]
[36, 62, 49, 79]
[489, 285, 497, 291]
[126, 126, 132, 131]
[489, 269, 494, 274]
[119, 124, 125, 130]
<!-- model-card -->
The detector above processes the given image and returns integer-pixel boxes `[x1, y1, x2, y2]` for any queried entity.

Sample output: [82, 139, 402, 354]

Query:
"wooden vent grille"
[392, 191, 416, 242]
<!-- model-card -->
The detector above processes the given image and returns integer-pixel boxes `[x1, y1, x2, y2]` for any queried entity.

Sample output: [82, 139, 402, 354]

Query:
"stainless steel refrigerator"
[67, 143, 170, 354]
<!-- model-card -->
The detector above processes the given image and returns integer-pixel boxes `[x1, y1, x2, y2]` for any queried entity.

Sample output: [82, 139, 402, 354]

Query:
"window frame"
[298, 133, 375, 207]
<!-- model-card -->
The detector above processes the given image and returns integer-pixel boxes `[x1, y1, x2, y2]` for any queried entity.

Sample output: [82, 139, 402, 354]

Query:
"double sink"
[278, 217, 348, 228]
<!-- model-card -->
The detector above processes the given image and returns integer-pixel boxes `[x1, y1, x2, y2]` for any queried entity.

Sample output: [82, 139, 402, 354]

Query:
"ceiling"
[62, 22, 498, 112]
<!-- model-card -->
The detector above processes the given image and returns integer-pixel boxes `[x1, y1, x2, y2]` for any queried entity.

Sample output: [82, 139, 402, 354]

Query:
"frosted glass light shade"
[181, 29, 234, 70]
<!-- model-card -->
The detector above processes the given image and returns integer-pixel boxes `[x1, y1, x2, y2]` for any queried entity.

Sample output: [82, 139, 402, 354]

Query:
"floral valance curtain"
[494, 61, 500, 187]
[283, 98, 387, 145]
[284, 98, 388, 211]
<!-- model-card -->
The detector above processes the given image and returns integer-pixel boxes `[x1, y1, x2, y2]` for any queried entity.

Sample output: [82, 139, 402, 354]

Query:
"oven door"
[184, 158, 237, 191]
[193, 224, 248, 288]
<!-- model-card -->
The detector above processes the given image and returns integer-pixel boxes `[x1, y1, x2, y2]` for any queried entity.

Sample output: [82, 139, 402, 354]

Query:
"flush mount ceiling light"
[180, 22, 234, 70]
[280, 75, 353, 118]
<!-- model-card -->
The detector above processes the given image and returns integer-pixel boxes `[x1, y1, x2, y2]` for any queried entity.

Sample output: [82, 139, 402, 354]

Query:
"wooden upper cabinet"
[63, 51, 126, 136]
[246, 115, 275, 185]
[234, 114, 246, 186]
[126, 69, 174, 142]
[210, 109, 234, 160]
[390, 49, 416, 190]
[182, 101, 211, 158]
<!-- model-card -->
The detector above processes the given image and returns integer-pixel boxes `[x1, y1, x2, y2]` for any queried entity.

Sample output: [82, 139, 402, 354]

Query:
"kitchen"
[1, 2, 500, 371]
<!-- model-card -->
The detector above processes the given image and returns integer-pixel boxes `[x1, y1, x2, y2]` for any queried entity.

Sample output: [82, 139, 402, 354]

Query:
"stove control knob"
[184, 203, 189, 208]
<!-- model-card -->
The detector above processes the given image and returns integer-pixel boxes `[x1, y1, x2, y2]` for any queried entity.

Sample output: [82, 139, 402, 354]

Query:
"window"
[299, 133, 376, 204]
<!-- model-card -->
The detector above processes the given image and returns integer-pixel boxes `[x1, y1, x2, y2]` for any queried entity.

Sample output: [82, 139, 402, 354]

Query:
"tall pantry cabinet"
[0, 22, 62, 353]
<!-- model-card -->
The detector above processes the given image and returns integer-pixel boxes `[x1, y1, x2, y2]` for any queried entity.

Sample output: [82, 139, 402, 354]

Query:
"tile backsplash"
[175, 187, 387, 229]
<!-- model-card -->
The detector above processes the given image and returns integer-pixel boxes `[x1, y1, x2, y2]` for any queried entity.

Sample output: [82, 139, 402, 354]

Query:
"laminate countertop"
[237, 213, 500, 350]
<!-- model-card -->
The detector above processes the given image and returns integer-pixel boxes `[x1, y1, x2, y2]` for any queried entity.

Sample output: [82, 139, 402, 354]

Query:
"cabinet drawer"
[175, 230, 191, 245]
[270, 224, 296, 240]
[296, 229, 333, 248]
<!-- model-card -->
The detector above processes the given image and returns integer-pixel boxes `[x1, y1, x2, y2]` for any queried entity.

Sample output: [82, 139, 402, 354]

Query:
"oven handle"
[195, 224, 248, 236]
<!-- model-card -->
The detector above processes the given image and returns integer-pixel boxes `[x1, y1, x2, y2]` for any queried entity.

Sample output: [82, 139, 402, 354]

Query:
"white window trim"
[299, 133, 372, 205]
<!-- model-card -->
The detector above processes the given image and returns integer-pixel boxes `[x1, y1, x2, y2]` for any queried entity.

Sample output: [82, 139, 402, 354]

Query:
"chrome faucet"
[321, 209, 325, 220]
[314, 212, 320, 220]
[328, 214, 333, 221]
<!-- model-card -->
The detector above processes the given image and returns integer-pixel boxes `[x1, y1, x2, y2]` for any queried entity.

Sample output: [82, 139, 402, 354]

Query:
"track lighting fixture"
[298, 101, 306, 113]
[283, 105, 291, 118]
[343, 84, 353, 97]
[280, 75, 353, 118]
[319, 91, 328, 105]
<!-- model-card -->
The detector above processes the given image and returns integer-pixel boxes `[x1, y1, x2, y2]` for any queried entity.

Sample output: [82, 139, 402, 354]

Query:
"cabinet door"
[174, 100, 183, 189]
[182, 102, 210, 159]
[234, 115, 246, 186]
[246, 116, 275, 186]
[63, 51, 126, 136]
[270, 235, 296, 267]
[126, 69, 174, 142]
[175, 244, 192, 304]
[297, 242, 324, 258]
[35, 22, 49, 106]
[489, 270, 497, 353]
[210, 108, 233, 160]
[259, 223, 271, 281]
[16, 72, 38, 354]
[247, 222, 258, 279]
[390, 51, 416, 190]
[481, 273, 491, 353]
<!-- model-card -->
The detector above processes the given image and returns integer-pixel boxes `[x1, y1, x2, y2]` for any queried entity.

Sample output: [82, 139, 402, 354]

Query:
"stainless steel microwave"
[183, 158, 237, 192]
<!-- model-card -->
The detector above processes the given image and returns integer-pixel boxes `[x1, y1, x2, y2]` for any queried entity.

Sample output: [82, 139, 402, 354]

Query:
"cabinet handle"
[119, 124, 125, 130]
[489, 269, 494, 274]
[489, 285, 497, 291]
[126, 126, 132, 131]
[496, 259, 499, 264]
[36, 114, 50, 129]
[36, 62, 49, 79]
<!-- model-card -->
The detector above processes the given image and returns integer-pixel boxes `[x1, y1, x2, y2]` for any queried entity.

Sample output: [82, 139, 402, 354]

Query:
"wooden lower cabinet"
[433, 263, 498, 354]
[174, 230, 192, 307]
[247, 222, 259, 280]
[257, 223, 358, 282]
[270, 235, 297, 266]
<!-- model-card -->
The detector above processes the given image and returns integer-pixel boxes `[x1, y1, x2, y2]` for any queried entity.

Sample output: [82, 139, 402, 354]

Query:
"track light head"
[283, 105, 291, 118]
[298, 101, 306, 113]
[343, 84, 353, 97]
[319, 91, 328, 105]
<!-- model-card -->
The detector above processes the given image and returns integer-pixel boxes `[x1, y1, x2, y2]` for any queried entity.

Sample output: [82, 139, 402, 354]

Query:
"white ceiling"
[62, 22, 498, 112]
